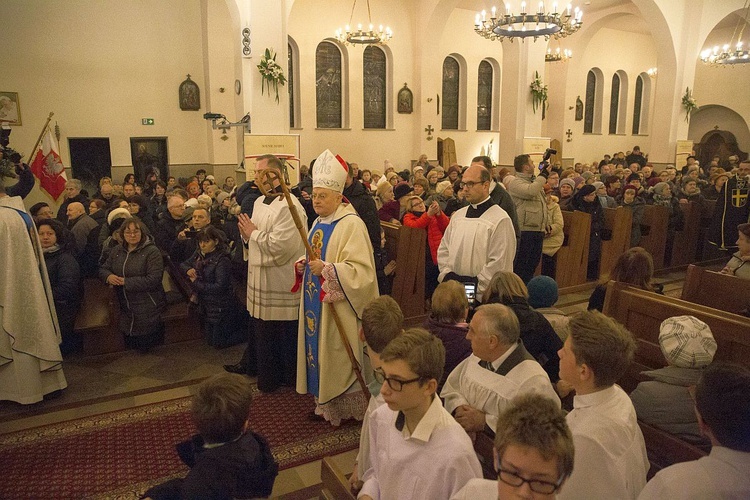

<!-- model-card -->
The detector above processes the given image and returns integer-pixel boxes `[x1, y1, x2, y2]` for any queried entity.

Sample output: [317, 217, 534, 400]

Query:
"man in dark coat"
[56, 179, 89, 225]
[709, 160, 750, 250]
[343, 164, 381, 251]
[155, 192, 192, 264]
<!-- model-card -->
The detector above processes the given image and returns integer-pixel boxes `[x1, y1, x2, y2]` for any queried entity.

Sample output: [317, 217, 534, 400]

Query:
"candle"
[521, 2, 526, 14]
[492, 6, 496, 17]
[553, 2, 558, 13]
[539, 2, 544, 14]
[506, 3, 511, 15]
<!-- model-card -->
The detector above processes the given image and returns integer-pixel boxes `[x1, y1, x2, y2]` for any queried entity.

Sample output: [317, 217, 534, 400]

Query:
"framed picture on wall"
[130, 137, 169, 183]
[0, 92, 21, 126]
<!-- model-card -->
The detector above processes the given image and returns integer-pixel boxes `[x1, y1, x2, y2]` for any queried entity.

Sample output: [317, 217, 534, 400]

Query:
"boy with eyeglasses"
[453, 393, 574, 499]
[358, 328, 482, 500]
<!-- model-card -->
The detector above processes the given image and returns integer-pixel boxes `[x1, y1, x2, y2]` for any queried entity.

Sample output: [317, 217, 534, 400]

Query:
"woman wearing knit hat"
[617, 184, 646, 246]
[558, 178, 576, 210]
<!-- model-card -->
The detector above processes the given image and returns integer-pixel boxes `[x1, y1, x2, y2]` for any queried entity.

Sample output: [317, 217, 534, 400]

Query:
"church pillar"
[498, 41, 549, 165]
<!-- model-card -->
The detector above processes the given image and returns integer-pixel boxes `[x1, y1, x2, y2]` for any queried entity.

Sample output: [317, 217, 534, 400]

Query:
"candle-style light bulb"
[521, 2, 526, 13]
[553, 2, 558, 13]
[567, 3, 571, 15]
[475, 13, 481, 26]
[482, 9, 486, 21]
[345, 24, 350, 32]
[506, 3, 511, 15]
[539, 2, 544, 14]
[491, 6, 497, 17]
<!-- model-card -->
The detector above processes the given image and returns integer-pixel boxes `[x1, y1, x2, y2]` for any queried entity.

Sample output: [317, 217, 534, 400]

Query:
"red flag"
[30, 127, 67, 200]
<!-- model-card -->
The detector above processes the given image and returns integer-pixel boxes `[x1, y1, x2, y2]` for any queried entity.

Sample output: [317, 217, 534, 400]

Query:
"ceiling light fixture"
[335, 0, 392, 46]
[700, 0, 750, 66]
[474, 2, 583, 42]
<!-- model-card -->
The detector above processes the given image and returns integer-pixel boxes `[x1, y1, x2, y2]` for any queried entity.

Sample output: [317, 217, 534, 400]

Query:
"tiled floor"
[0, 270, 687, 498]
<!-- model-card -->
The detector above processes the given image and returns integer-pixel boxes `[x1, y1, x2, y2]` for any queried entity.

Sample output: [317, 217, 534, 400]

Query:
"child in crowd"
[143, 373, 278, 499]
[350, 295, 404, 493]
[181, 226, 244, 348]
[452, 393, 575, 499]
[359, 329, 482, 500]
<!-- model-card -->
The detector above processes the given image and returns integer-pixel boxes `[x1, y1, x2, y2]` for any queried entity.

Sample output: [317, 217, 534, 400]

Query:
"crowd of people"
[1, 136, 749, 499]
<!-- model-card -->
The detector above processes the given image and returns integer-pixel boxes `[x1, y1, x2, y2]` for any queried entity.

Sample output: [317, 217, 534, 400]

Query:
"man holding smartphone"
[506, 154, 549, 283]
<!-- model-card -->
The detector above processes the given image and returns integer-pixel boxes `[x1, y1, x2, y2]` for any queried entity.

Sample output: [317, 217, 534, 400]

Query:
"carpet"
[0, 385, 360, 499]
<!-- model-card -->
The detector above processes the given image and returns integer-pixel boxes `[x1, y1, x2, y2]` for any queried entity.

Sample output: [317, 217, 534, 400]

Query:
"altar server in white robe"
[360, 329, 482, 500]
[0, 162, 67, 404]
[441, 304, 559, 436]
[240, 154, 307, 393]
[557, 310, 649, 500]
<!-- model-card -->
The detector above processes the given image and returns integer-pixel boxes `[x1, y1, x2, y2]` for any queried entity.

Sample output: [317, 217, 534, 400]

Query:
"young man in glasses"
[358, 328, 482, 500]
[453, 393, 574, 499]
[556, 311, 648, 500]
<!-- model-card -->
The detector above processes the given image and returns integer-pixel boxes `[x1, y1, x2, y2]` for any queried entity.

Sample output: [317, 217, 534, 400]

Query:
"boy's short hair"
[191, 373, 254, 443]
[695, 363, 750, 452]
[380, 328, 445, 385]
[495, 393, 575, 482]
[430, 280, 468, 324]
[361, 295, 404, 353]
[568, 311, 636, 388]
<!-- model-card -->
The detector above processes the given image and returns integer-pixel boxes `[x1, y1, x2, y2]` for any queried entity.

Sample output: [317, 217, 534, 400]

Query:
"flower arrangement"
[682, 87, 697, 123]
[530, 71, 549, 119]
[257, 48, 287, 103]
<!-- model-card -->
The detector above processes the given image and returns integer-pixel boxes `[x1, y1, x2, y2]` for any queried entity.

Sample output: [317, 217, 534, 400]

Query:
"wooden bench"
[639, 421, 707, 478]
[670, 201, 701, 267]
[320, 456, 356, 500]
[554, 210, 590, 287]
[638, 205, 669, 270]
[599, 207, 632, 278]
[383, 221, 426, 320]
[681, 264, 750, 315]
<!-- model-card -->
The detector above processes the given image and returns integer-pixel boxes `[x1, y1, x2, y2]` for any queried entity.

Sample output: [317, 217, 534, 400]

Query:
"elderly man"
[225, 154, 307, 393]
[56, 178, 89, 225]
[67, 201, 100, 276]
[155, 192, 192, 263]
[709, 159, 750, 250]
[506, 154, 549, 283]
[96, 182, 115, 206]
[441, 304, 559, 437]
[437, 165, 516, 298]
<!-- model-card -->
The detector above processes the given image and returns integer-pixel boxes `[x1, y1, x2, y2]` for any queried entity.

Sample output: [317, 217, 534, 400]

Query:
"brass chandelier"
[474, 2, 583, 42]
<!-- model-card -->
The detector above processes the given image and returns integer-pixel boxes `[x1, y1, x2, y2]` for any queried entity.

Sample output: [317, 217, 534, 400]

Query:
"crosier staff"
[256, 167, 370, 401]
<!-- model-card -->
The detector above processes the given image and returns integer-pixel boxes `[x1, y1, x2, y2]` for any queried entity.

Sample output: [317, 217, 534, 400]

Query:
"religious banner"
[30, 126, 67, 200]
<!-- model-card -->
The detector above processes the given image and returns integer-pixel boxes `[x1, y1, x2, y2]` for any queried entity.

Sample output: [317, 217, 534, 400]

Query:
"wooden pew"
[599, 207, 632, 278]
[697, 199, 722, 261]
[639, 421, 707, 478]
[670, 201, 701, 267]
[638, 205, 669, 270]
[383, 221, 426, 320]
[602, 281, 750, 393]
[554, 211, 590, 287]
[75, 278, 125, 354]
[320, 456, 356, 500]
[681, 264, 750, 315]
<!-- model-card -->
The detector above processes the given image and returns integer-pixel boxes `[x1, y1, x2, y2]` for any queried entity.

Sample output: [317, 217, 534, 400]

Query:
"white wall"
[3, 0, 209, 211]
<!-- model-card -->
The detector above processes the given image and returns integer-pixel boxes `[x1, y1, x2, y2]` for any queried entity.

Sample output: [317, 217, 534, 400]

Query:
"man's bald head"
[67, 201, 85, 220]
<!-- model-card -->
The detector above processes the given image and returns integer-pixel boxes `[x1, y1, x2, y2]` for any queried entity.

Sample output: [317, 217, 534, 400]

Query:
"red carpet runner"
[0, 385, 360, 499]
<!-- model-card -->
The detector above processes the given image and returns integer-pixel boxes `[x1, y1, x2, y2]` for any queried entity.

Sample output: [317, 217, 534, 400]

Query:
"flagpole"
[26, 112, 54, 164]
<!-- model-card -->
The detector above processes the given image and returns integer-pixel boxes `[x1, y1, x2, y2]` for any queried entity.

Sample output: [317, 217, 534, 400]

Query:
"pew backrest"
[383, 221, 426, 319]
[320, 456, 356, 500]
[600, 207, 632, 278]
[555, 210, 591, 287]
[670, 201, 701, 267]
[682, 264, 750, 315]
[638, 205, 669, 270]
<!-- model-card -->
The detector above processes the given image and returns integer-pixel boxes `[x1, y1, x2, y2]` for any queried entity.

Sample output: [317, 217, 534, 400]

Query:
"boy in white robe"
[452, 393, 575, 499]
[359, 328, 482, 500]
[441, 304, 559, 437]
[350, 296, 404, 493]
[557, 310, 649, 500]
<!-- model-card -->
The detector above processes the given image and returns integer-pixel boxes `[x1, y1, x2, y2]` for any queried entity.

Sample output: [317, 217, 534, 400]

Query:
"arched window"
[315, 41, 342, 129]
[288, 40, 300, 128]
[584, 70, 596, 134]
[609, 73, 620, 135]
[477, 60, 493, 131]
[632, 75, 644, 135]
[363, 45, 386, 129]
[442, 56, 460, 130]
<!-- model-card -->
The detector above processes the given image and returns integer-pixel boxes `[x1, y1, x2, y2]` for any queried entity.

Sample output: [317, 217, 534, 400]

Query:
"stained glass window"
[288, 43, 295, 128]
[315, 41, 342, 129]
[477, 61, 493, 131]
[363, 46, 386, 129]
[584, 70, 596, 134]
[632, 75, 644, 135]
[609, 73, 620, 135]
[442, 57, 459, 130]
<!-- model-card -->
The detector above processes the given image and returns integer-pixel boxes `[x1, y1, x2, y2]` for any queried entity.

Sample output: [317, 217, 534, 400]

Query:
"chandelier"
[474, 2, 583, 42]
[700, 0, 750, 65]
[545, 47, 572, 62]
[335, 0, 392, 46]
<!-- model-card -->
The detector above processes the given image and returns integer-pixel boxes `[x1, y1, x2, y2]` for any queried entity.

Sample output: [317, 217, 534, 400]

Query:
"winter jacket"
[181, 248, 234, 324]
[99, 237, 166, 337]
[403, 210, 450, 264]
[618, 196, 646, 247]
[489, 181, 520, 237]
[542, 201, 564, 257]
[423, 316, 471, 392]
[506, 173, 548, 232]
[343, 178, 382, 251]
[44, 247, 81, 334]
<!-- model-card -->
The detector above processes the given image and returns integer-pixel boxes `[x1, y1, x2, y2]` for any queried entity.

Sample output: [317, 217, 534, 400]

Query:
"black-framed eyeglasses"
[495, 465, 563, 494]
[459, 180, 485, 189]
[373, 370, 423, 392]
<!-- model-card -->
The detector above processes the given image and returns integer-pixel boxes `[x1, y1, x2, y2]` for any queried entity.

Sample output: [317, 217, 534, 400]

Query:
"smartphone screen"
[464, 283, 476, 304]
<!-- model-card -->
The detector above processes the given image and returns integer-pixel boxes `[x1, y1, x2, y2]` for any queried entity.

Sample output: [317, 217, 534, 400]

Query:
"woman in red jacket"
[402, 195, 450, 301]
